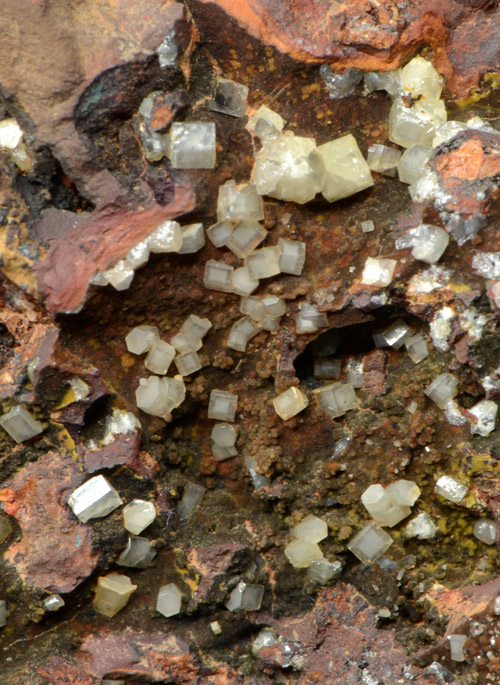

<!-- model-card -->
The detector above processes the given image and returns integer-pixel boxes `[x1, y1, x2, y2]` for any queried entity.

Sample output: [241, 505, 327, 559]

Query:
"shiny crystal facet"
[225, 581, 264, 611]
[93, 573, 137, 617]
[0, 405, 43, 443]
[435, 475, 468, 504]
[211, 78, 248, 117]
[170, 122, 216, 169]
[123, 499, 156, 535]
[157, 583, 182, 617]
[68, 475, 123, 523]
[284, 539, 323, 568]
[204, 260, 234, 292]
[273, 386, 309, 420]
[291, 514, 328, 543]
[316, 134, 374, 202]
[208, 390, 238, 421]
[117, 536, 157, 568]
[347, 523, 393, 564]
[217, 180, 264, 222]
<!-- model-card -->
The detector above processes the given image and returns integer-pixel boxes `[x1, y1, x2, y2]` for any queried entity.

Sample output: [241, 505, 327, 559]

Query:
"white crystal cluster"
[361, 479, 421, 527]
[0, 118, 30, 170]
[284, 514, 338, 577]
[373, 319, 429, 364]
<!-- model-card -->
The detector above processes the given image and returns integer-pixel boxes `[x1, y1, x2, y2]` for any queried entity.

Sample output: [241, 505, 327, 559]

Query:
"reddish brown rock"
[363, 348, 387, 395]
[149, 90, 190, 131]
[79, 430, 142, 474]
[36, 657, 100, 685]
[187, 542, 250, 603]
[0, 452, 98, 593]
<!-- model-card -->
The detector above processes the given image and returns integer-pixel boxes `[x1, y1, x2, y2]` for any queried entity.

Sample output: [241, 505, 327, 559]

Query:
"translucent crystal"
[360, 220, 375, 233]
[425, 373, 458, 409]
[156, 29, 178, 67]
[204, 260, 234, 293]
[473, 519, 496, 545]
[67, 475, 122, 523]
[360, 484, 409, 528]
[0, 405, 43, 443]
[227, 316, 260, 352]
[430, 306, 455, 352]
[210, 621, 222, 634]
[472, 251, 500, 279]
[364, 70, 402, 98]
[230, 267, 258, 297]
[347, 523, 393, 564]
[405, 334, 429, 363]
[469, 399, 497, 436]
[240, 296, 262, 319]
[278, 238, 306, 275]
[400, 57, 443, 101]
[210, 78, 248, 117]
[307, 558, 342, 583]
[138, 122, 166, 162]
[296, 302, 328, 335]
[389, 97, 447, 148]
[0, 119, 23, 149]
[444, 399, 467, 426]
[245, 456, 271, 489]
[148, 220, 182, 253]
[314, 357, 341, 380]
[44, 594, 64, 611]
[0, 515, 12, 544]
[178, 223, 205, 254]
[320, 64, 363, 99]
[207, 220, 233, 247]
[432, 121, 467, 147]
[273, 386, 309, 420]
[211, 422, 238, 447]
[397, 145, 432, 184]
[178, 481, 206, 520]
[226, 220, 267, 258]
[435, 475, 468, 503]
[386, 480, 421, 507]
[10, 142, 30, 171]
[125, 326, 160, 355]
[125, 240, 150, 270]
[117, 536, 157, 568]
[406, 224, 449, 264]
[246, 104, 285, 139]
[245, 246, 280, 279]
[316, 134, 374, 202]
[217, 180, 264, 222]
[174, 350, 203, 376]
[258, 315, 281, 332]
[254, 133, 325, 204]
[103, 260, 135, 291]
[170, 122, 216, 169]
[208, 389, 238, 421]
[313, 382, 357, 419]
[123, 499, 156, 535]
[405, 513, 438, 539]
[252, 627, 277, 655]
[135, 375, 186, 417]
[284, 539, 323, 568]
[156, 583, 182, 617]
[145, 339, 176, 375]
[361, 257, 397, 287]
[347, 360, 364, 388]
[380, 319, 412, 349]
[291, 514, 328, 543]
[93, 573, 137, 617]
[212, 443, 238, 461]
[367, 144, 401, 176]
[448, 634, 467, 662]
[225, 581, 264, 611]
[179, 314, 212, 346]
[0, 600, 6, 628]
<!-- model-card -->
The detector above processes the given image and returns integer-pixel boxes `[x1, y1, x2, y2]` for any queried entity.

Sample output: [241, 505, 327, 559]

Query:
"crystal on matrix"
[400, 56, 443, 101]
[473, 519, 496, 545]
[231, 267, 259, 297]
[0, 600, 6, 628]
[405, 334, 429, 363]
[397, 145, 432, 184]
[448, 634, 467, 662]
[212, 443, 238, 461]
[174, 350, 203, 376]
[315, 134, 374, 202]
[138, 122, 166, 162]
[204, 260, 233, 293]
[178, 482, 206, 520]
[259, 315, 281, 332]
[156, 29, 178, 67]
[0, 405, 43, 443]
[93, 573, 137, 617]
[347, 360, 364, 388]
[44, 594, 65, 611]
[68, 475, 123, 523]
[320, 64, 363, 99]
[389, 97, 447, 148]
[0, 515, 12, 544]
[313, 357, 341, 380]
[103, 260, 135, 291]
[385, 480, 421, 507]
[367, 143, 401, 176]
[211, 422, 238, 447]
[245, 456, 271, 489]
[347, 523, 393, 564]
[148, 220, 182, 253]
[425, 373, 458, 409]
[380, 319, 412, 349]
[124, 240, 150, 270]
[226, 220, 267, 258]
[403, 224, 449, 264]
[208, 389, 238, 421]
[468, 399, 497, 436]
[432, 120, 468, 147]
[273, 386, 309, 420]
[261, 295, 286, 317]
[435, 475, 468, 504]
[227, 316, 259, 352]
[361, 484, 393, 520]
[307, 558, 342, 583]
[247, 104, 285, 139]
[364, 70, 402, 98]
[156, 583, 183, 617]
[123, 499, 156, 535]
[444, 399, 467, 426]
[170, 122, 216, 169]
[291, 514, 328, 544]
[135, 376, 186, 417]
[285, 539, 323, 568]
[144, 339, 176, 375]
[207, 220, 233, 247]
[278, 238, 306, 275]
[117, 536, 157, 568]
[211, 78, 248, 117]
[245, 246, 280, 279]
[125, 324, 159, 355]
[472, 251, 500, 279]
[217, 180, 264, 222]
[0, 119, 23, 149]
[175, 314, 212, 351]
[313, 382, 357, 419]
[405, 513, 438, 540]
[225, 581, 264, 611]
[360, 219, 375, 233]
[210, 620, 222, 634]
[178, 223, 205, 254]
[252, 628, 277, 655]
[361, 257, 397, 287]
[295, 302, 328, 334]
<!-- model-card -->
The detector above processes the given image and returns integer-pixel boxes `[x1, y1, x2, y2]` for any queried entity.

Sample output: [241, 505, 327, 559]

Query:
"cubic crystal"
[473, 519, 497, 545]
[291, 514, 328, 544]
[208, 389, 238, 421]
[284, 538, 323, 568]
[44, 595, 65, 611]
[315, 134, 374, 202]
[144, 339, 176, 375]
[226, 220, 267, 258]
[405, 513, 438, 539]
[385, 480, 421, 507]
[389, 97, 447, 148]
[210, 620, 222, 634]
[178, 223, 205, 254]
[313, 382, 357, 418]
[307, 558, 342, 584]
[435, 475, 468, 504]
[93, 573, 137, 617]
[400, 56, 442, 101]
[245, 246, 280, 279]
[174, 350, 203, 376]
[103, 260, 135, 291]
[347, 360, 364, 388]
[313, 357, 341, 380]
[212, 443, 238, 462]
[380, 319, 412, 349]
[227, 316, 260, 352]
[360, 220, 375, 232]
[204, 260, 234, 293]
[117, 536, 157, 568]
[448, 634, 467, 662]
[217, 180, 264, 222]
[125, 325, 160, 355]
[0, 405, 43, 443]
[68, 475, 123, 523]
[367, 144, 401, 176]
[361, 257, 397, 287]
[247, 105, 285, 139]
[425, 373, 458, 409]
[206, 220, 233, 247]
[405, 334, 429, 363]
[156, 583, 182, 617]
[170, 122, 216, 169]
[278, 238, 306, 275]
[432, 121, 468, 147]
[148, 220, 182, 253]
[261, 295, 286, 317]
[397, 145, 432, 184]
[273, 386, 309, 420]
[347, 523, 393, 564]
[320, 64, 363, 99]
[231, 267, 260, 297]
[135, 375, 186, 417]
[469, 399, 497, 436]
[211, 78, 248, 117]
[225, 581, 264, 611]
[211, 422, 238, 447]
[123, 499, 156, 535]
[178, 481, 206, 520]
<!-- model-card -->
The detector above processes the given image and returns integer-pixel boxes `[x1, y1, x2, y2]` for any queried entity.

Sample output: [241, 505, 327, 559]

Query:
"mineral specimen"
[291, 515, 328, 543]
[389, 97, 447, 148]
[156, 583, 183, 617]
[315, 134, 374, 202]
[93, 573, 137, 617]
[313, 382, 357, 419]
[117, 536, 157, 568]
[207, 220, 233, 247]
[469, 400, 497, 436]
[204, 260, 234, 293]
[448, 634, 467, 662]
[174, 350, 203, 376]
[400, 56, 443, 101]
[0, 405, 44, 443]
[178, 482, 206, 520]
[170, 122, 216, 169]
[313, 357, 341, 380]
[405, 513, 438, 540]
[208, 390, 238, 421]
[379, 319, 412, 349]
[434, 475, 468, 504]
[247, 104, 285, 139]
[307, 558, 342, 583]
[217, 180, 264, 222]
[405, 334, 429, 363]
[44, 595, 65, 612]
[320, 64, 363, 99]
[245, 246, 280, 279]
[367, 143, 401, 175]
[397, 145, 432, 184]
[68, 475, 123, 523]
[211, 423, 238, 448]
[272, 386, 309, 420]
[210, 621, 222, 634]
[225, 582, 264, 611]
[278, 238, 306, 275]
[135, 376, 186, 417]
[178, 223, 205, 254]
[144, 340, 176, 375]
[360, 257, 397, 287]
[148, 220, 182, 253]
[347, 523, 393, 564]
[284, 539, 323, 568]
[226, 220, 267, 258]
[227, 316, 260, 352]
[125, 326, 160, 354]
[473, 519, 497, 545]
[425, 373, 458, 409]
[211, 78, 248, 117]
[123, 499, 156, 535]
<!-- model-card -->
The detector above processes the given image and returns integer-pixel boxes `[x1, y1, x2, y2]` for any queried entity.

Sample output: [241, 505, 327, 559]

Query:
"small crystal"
[367, 144, 401, 175]
[125, 240, 150, 270]
[402, 224, 449, 264]
[135, 375, 186, 417]
[361, 257, 397, 287]
[313, 382, 357, 418]
[445, 399, 467, 427]
[156, 583, 182, 617]
[245, 456, 271, 489]
[252, 627, 277, 655]
[179, 315, 212, 346]
[389, 97, 447, 148]
[204, 260, 233, 293]
[123, 499, 156, 535]
[386, 480, 421, 507]
[425, 373, 458, 409]
[174, 350, 203, 376]
[397, 145, 432, 184]
[469, 399, 497, 436]
[448, 634, 467, 662]
[211, 422, 238, 447]
[405, 513, 438, 539]
[364, 70, 402, 98]
[347, 360, 364, 388]
[210, 78, 248, 118]
[258, 315, 281, 332]
[210, 620, 222, 634]
[380, 319, 412, 349]
[473, 519, 497, 545]
[0, 515, 12, 544]
[400, 56, 443, 101]
[273, 386, 309, 420]
[225, 581, 264, 611]
[212, 443, 238, 462]
[245, 246, 280, 280]
[126, 325, 160, 355]
[320, 64, 363, 99]
[241, 296, 262, 319]
[0, 600, 6, 628]
[68, 475, 123, 523]
[178, 481, 206, 520]
[178, 223, 205, 254]
[208, 390, 238, 421]
[144, 339, 176, 375]
[291, 514, 328, 543]
[0, 405, 43, 443]
[247, 105, 285, 139]
[206, 220, 233, 247]
[156, 29, 178, 67]
[298, 303, 328, 332]
[217, 180, 264, 222]
[361, 484, 410, 527]
[117, 536, 157, 568]
[138, 122, 166, 162]
[405, 334, 429, 363]
[435, 475, 468, 504]
[93, 573, 137, 617]
[307, 558, 342, 583]
[278, 238, 306, 275]
[316, 134, 374, 202]
[313, 357, 341, 380]
[227, 316, 260, 352]
[170, 122, 216, 169]
[148, 220, 182, 253]
[360, 220, 375, 233]
[0, 119, 23, 149]
[347, 522, 393, 564]
[432, 121, 468, 147]
[284, 538, 323, 568]
[226, 220, 267, 259]
[472, 252, 500, 279]
[103, 260, 135, 291]
[44, 595, 65, 612]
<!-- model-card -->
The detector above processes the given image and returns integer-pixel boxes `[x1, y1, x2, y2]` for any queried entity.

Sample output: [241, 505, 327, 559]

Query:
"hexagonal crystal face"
[210, 78, 249, 117]
[157, 583, 182, 617]
[272, 386, 309, 421]
[347, 523, 393, 564]
[0, 405, 44, 443]
[204, 259, 234, 292]
[125, 325, 159, 355]
[123, 499, 156, 535]
[208, 390, 238, 421]
[68, 475, 123, 523]
[117, 536, 157, 568]
[217, 180, 264, 222]
[316, 134, 374, 202]
[284, 539, 323, 568]
[93, 573, 137, 617]
[225, 581, 264, 611]
[278, 238, 306, 275]
[313, 382, 357, 419]
[434, 475, 468, 504]
[291, 515, 328, 544]
[170, 122, 216, 169]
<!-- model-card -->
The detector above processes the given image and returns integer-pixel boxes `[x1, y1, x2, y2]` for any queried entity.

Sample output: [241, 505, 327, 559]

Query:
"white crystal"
[397, 145, 432, 184]
[156, 583, 182, 617]
[208, 389, 238, 421]
[170, 122, 216, 169]
[211, 78, 248, 117]
[0, 119, 23, 149]
[258, 315, 281, 332]
[296, 303, 328, 333]
[444, 399, 467, 426]
[361, 257, 397, 287]
[148, 220, 182, 253]
[207, 220, 233, 247]
[273, 386, 309, 420]
[103, 260, 135, 291]
[135, 375, 186, 417]
[347, 360, 364, 388]
[247, 105, 285, 139]
[138, 122, 166, 162]
[400, 56, 443, 101]
[0, 405, 43, 443]
[360, 220, 375, 233]
[430, 306, 455, 352]
[210, 621, 222, 634]
[177, 315, 212, 349]
[225, 581, 264, 611]
[68, 475, 123, 523]
[117, 536, 156, 568]
[278, 238, 306, 275]
[389, 97, 447, 148]
[44, 595, 65, 611]
[178, 481, 206, 520]
[386, 480, 421, 507]
[212, 444, 237, 462]
[227, 316, 259, 352]
[144, 339, 176, 375]
[93, 573, 137, 617]
[217, 180, 264, 222]
[314, 357, 341, 380]
[448, 634, 467, 662]
[123, 499, 156, 535]
[284, 538, 323, 568]
[432, 121, 467, 147]
[405, 513, 438, 539]
[473, 519, 496, 545]
[252, 627, 277, 655]
[245, 246, 280, 279]
[425, 373, 458, 409]
[364, 70, 402, 98]
[472, 252, 500, 279]
[405, 334, 429, 363]
[313, 382, 357, 418]
[211, 422, 238, 447]
[204, 259, 233, 293]
[156, 29, 178, 67]
[347, 523, 393, 564]
[435, 475, 468, 503]
[367, 144, 401, 175]
[361, 484, 393, 520]
[380, 319, 412, 349]
[291, 514, 328, 543]
[469, 399, 497, 436]
[307, 558, 342, 583]
[124, 240, 150, 270]
[408, 224, 449, 264]
[178, 223, 205, 254]
[316, 134, 374, 202]
[226, 220, 267, 258]
[174, 350, 203, 376]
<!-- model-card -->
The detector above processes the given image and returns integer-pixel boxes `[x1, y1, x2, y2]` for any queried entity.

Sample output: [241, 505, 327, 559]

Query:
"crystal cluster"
[273, 386, 309, 421]
[405, 513, 438, 540]
[396, 224, 449, 264]
[135, 375, 186, 417]
[361, 480, 420, 527]
[285, 514, 332, 570]
[295, 302, 328, 334]
[313, 382, 357, 419]
[0, 405, 44, 443]
[211, 422, 238, 461]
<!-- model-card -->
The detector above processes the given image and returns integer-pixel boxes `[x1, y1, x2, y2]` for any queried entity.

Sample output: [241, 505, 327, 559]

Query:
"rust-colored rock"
[363, 348, 387, 395]
[79, 431, 142, 474]
[187, 542, 250, 603]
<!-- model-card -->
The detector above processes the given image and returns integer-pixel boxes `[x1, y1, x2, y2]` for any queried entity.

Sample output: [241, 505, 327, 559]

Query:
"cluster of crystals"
[361, 479, 421, 528]
[405, 512, 438, 540]
[0, 118, 30, 170]
[211, 422, 238, 462]
[374, 319, 429, 363]
[284, 515, 339, 581]
[295, 302, 328, 335]
[92, 218, 205, 292]
[395, 224, 449, 265]
[0, 405, 44, 443]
